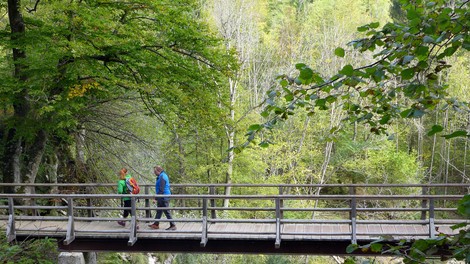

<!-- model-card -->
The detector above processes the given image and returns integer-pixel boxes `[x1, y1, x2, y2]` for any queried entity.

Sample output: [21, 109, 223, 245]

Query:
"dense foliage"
[0, 236, 58, 264]
[1, 0, 469, 263]
[248, 0, 469, 143]
[346, 194, 470, 263]
[0, 0, 234, 187]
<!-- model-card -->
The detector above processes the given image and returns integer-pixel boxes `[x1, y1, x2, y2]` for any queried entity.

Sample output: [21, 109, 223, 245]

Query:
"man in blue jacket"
[149, 166, 176, 230]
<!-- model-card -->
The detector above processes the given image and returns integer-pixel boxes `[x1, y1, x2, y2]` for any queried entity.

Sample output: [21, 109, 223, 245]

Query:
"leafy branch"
[244, 0, 469, 149]
[346, 194, 470, 263]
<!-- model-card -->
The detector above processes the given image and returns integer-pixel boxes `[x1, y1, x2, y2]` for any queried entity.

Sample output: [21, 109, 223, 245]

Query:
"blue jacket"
[156, 171, 171, 198]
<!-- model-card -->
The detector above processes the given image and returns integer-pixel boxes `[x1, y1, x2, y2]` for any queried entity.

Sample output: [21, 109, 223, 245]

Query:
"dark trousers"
[153, 199, 175, 226]
[122, 199, 131, 218]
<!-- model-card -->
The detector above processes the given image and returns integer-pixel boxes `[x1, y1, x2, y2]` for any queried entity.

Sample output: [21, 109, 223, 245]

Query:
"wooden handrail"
[1, 183, 468, 249]
[0, 182, 468, 188]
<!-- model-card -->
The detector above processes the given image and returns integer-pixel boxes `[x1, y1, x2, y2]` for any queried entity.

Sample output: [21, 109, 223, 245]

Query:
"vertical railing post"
[209, 186, 216, 220]
[128, 197, 137, 246]
[421, 186, 428, 220]
[350, 186, 357, 244]
[275, 197, 281, 248]
[429, 197, 435, 238]
[200, 198, 208, 247]
[31, 186, 38, 216]
[145, 185, 151, 218]
[64, 198, 75, 245]
[86, 186, 94, 219]
[6, 197, 16, 242]
[278, 186, 284, 219]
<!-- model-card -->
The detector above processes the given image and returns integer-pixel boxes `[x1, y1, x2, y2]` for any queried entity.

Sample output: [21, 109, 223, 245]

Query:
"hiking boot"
[117, 221, 125, 227]
[166, 225, 177, 231]
[148, 224, 159, 229]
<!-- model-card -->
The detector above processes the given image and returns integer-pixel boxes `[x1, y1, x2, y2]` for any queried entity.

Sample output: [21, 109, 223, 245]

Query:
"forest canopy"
[0, 0, 468, 193]
[1, 0, 469, 263]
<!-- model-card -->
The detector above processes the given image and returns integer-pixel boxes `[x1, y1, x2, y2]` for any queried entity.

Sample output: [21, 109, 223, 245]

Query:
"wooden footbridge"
[0, 183, 468, 256]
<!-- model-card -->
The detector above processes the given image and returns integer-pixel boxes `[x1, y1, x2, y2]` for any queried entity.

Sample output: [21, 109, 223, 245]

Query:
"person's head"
[119, 168, 128, 180]
[154, 166, 163, 176]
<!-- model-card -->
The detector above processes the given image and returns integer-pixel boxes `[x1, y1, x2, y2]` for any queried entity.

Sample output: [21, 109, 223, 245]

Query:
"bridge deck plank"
[1, 220, 462, 242]
[320, 224, 331, 240]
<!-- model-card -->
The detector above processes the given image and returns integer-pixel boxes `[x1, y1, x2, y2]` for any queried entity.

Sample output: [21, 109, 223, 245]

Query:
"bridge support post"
[278, 187, 284, 219]
[349, 187, 357, 244]
[421, 186, 429, 220]
[200, 198, 208, 247]
[145, 185, 151, 218]
[128, 197, 138, 246]
[209, 186, 216, 220]
[58, 252, 85, 264]
[30, 187, 38, 217]
[86, 186, 94, 220]
[428, 198, 435, 238]
[275, 198, 281, 248]
[6, 197, 16, 242]
[83, 252, 97, 264]
[64, 198, 75, 245]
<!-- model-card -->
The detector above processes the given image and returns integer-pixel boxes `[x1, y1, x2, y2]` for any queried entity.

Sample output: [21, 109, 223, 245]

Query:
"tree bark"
[223, 77, 237, 208]
[24, 129, 48, 194]
[3, 0, 29, 192]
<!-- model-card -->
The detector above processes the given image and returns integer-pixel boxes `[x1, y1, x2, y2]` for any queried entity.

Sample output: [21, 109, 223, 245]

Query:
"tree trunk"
[223, 77, 237, 208]
[3, 0, 29, 192]
[24, 130, 48, 194]
[312, 105, 340, 219]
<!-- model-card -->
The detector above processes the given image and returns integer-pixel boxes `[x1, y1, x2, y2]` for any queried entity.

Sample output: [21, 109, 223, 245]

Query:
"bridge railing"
[0, 183, 468, 247]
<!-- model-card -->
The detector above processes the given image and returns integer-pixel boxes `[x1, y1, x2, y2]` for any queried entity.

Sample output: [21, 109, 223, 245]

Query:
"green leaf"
[401, 68, 415, 80]
[442, 130, 468, 139]
[259, 141, 270, 148]
[343, 258, 356, 264]
[247, 124, 262, 131]
[450, 222, 467, 230]
[280, 79, 288, 87]
[427, 125, 444, 136]
[444, 46, 458, 57]
[379, 114, 391, 125]
[416, 46, 429, 57]
[295, 63, 307, 70]
[370, 243, 383, 252]
[402, 55, 414, 64]
[400, 109, 413, 118]
[423, 35, 435, 43]
[412, 109, 425, 118]
[284, 94, 294, 102]
[334, 47, 345, 58]
[299, 67, 314, 83]
[413, 239, 431, 252]
[456, 194, 470, 218]
[346, 244, 358, 253]
[369, 22, 380, 29]
[339, 65, 354, 76]
[426, 246, 438, 255]
[357, 26, 368, 32]
[325, 95, 336, 103]
[407, 9, 420, 20]
[315, 98, 326, 108]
